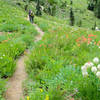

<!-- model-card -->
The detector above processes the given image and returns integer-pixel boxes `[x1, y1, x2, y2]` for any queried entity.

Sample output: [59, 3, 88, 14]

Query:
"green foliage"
[0, 0, 38, 78]
[0, 36, 7, 43]
[88, 0, 97, 11]
[0, 0, 38, 99]
[25, 16, 100, 99]
[36, 0, 42, 16]
[0, 39, 26, 77]
[0, 56, 15, 78]
[0, 78, 6, 100]
[29, 0, 100, 29]
[95, 0, 100, 18]
[78, 76, 100, 100]
[1, 0, 100, 100]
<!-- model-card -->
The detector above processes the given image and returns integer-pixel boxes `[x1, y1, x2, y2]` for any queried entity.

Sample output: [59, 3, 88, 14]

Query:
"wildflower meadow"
[1, 0, 100, 100]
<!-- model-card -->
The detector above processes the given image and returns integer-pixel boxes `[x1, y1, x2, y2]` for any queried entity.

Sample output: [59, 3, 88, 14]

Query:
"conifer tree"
[70, 8, 74, 26]
[95, 0, 100, 18]
[36, 0, 42, 16]
[70, 0, 73, 5]
[92, 21, 96, 30]
[88, 0, 98, 11]
[79, 20, 82, 27]
[25, 4, 28, 11]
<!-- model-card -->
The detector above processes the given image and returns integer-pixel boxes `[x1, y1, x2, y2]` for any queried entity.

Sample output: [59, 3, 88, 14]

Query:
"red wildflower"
[66, 34, 69, 38]
[76, 37, 80, 42]
[88, 34, 97, 38]
[82, 36, 87, 42]
[94, 42, 96, 45]
[97, 41, 100, 46]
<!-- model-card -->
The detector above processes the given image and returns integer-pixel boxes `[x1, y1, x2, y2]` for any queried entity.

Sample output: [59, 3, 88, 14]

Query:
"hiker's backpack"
[31, 12, 34, 17]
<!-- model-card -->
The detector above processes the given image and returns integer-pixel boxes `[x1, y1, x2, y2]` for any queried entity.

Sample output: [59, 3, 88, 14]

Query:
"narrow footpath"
[0, 32, 3, 36]
[5, 22, 44, 100]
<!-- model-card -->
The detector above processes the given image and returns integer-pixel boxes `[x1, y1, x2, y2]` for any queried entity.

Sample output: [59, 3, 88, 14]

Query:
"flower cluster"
[76, 34, 100, 47]
[76, 34, 96, 45]
[81, 57, 100, 78]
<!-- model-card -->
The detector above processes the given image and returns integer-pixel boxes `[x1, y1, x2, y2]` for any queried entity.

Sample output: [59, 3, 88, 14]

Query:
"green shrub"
[78, 77, 100, 100]
[0, 78, 6, 100]
[0, 39, 26, 77]
[0, 56, 15, 78]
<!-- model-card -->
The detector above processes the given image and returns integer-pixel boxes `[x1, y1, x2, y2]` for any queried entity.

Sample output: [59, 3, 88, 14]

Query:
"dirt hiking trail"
[5, 22, 44, 100]
[5, 56, 27, 100]
[0, 32, 3, 36]
[34, 23, 44, 42]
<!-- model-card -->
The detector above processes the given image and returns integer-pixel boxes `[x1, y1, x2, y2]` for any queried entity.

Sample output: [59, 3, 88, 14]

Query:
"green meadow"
[1, 0, 100, 100]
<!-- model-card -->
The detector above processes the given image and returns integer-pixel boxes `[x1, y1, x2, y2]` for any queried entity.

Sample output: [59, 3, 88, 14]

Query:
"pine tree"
[36, 0, 42, 16]
[88, 0, 98, 11]
[79, 20, 82, 27]
[95, 0, 100, 18]
[70, 0, 73, 5]
[25, 4, 28, 11]
[70, 8, 75, 26]
[92, 21, 96, 30]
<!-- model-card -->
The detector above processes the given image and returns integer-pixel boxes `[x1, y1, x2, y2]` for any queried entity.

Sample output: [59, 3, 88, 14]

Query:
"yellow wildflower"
[40, 89, 43, 92]
[27, 96, 30, 100]
[45, 95, 49, 100]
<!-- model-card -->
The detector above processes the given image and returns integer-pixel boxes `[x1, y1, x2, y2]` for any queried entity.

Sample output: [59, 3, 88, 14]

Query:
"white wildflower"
[81, 66, 87, 72]
[97, 64, 100, 71]
[84, 63, 88, 66]
[96, 72, 100, 78]
[82, 71, 88, 77]
[93, 57, 99, 64]
[85, 62, 94, 68]
[89, 62, 94, 67]
[91, 66, 97, 73]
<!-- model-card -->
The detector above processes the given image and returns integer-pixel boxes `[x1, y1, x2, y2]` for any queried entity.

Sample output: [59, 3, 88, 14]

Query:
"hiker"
[29, 10, 31, 22]
[29, 10, 34, 24]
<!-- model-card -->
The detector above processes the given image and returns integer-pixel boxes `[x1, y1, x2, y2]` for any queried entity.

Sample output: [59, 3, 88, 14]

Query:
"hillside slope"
[25, 0, 100, 29]
[0, 0, 38, 99]
[1, 0, 100, 100]
[24, 15, 100, 100]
